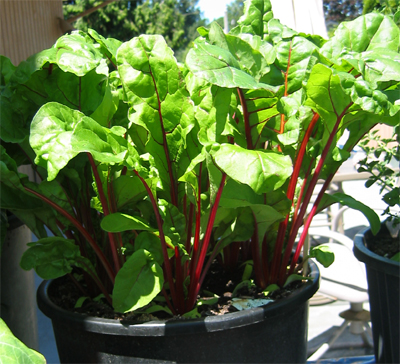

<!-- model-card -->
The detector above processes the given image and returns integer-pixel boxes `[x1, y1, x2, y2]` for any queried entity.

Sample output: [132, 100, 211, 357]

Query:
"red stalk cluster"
[235, 74, 354, 288]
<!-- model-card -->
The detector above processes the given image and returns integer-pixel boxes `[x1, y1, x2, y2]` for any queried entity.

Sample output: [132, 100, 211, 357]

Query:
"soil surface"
[366, 223, 400, 260]
[47, 260, 305, 322]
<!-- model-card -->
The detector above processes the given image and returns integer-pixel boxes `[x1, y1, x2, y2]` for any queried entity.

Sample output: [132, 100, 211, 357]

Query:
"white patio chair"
[307, 229, 372, 361]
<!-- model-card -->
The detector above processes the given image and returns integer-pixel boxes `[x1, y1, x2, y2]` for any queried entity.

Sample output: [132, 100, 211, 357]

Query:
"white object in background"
[307, 229, 372, 361]
[270, 0, 328, 39]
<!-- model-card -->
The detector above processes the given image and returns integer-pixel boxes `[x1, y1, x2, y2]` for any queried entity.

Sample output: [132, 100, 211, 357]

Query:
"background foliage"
[62, 0, 399, 61]
[63, 0, 206, 61]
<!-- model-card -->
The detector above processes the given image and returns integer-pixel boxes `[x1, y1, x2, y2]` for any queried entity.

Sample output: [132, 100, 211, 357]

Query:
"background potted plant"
[1, 0, 400, 362]
[354, 124, 399, 363]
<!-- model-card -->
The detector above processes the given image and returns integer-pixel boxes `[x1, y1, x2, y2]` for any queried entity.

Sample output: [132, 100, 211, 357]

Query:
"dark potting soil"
[47, 260, 304, 322]
[367, 223, 400, 260]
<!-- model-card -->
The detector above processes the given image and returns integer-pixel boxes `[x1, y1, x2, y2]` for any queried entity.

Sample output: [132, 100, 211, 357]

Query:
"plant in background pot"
[357, 124, 400, 242]
[1, 0, 400, 362]
[354, 124, 400, 363]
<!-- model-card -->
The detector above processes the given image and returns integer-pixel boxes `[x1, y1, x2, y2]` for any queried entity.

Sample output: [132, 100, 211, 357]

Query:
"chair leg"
[361, 322, 373, 347]
[308, 318, 373, 361]
[308, 320, 350, 361]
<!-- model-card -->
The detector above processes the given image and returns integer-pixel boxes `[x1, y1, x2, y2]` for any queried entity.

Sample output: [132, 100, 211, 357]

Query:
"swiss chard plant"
[1, 0, 399, 316]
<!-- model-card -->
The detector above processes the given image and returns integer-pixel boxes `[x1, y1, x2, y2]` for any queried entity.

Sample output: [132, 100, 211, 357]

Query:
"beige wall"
[0, 0, 64, 65]
[369, 124, 396, 148]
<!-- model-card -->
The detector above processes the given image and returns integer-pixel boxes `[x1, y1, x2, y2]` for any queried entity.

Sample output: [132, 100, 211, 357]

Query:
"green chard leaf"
[210, 143, 292, 194]
[112, 249, 164, 313]
[20, 237, 85, 279]
[30, 102, 132, 180]
[0, 56, 16, 85]
[231, 0, 273, 37]
[322, 193, 381, 235]
[321, 13, 400, 61]
[54, 31, 107, 77]
[309, 245, 335, 268]
[101, 212, 154, 233]
[186, 41, 256, 89]
[0, 319, 46, 364]
[305, 64, 352, 124]
[117, 34, 196, 203]
[88, 28, 122, 67]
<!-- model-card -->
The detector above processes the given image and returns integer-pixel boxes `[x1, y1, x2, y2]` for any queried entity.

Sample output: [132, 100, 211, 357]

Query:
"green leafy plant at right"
[357, 125, 400, 228]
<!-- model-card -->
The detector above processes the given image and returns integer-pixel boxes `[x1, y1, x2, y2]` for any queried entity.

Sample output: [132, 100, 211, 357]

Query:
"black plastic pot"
[354, 228, 400, 363]
[0, 214, 38, 350]
[37, 260, 319, 363]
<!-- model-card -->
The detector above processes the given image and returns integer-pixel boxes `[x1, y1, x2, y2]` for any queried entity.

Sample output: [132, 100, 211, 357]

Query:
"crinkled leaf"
[360, 49, 400, 85]
[30, 102, 131, 180]
[0, 319, 46, 364]
[42, 66, 109, 116]
[117, 35, 195, 202]
[271, 36, 321, 94]
[20, 237, 83, 279]
[186, 36, 272, 89]
[349, 80, 398, 116]
[321, 13, 400, 61]
[2, 198, 60, 240]
[263, 18, 298, 45]
[194, 85, 233, 145]
[54, 31, 106, 77]
[206, 22, 271, 81]
[178, 150, 207, 199]
[0, 150, 63, 238]
[239, 33, 276, 64]
[231, 0, 273, 37]
[88, 28, 122, 66]
[305, 64, 352, 124]
[112, 249, 163, 313]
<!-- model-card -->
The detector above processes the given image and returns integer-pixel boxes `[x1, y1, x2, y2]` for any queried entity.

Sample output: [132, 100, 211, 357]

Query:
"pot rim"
[354, 227, 400, 277]
[37, 260, 319, 336]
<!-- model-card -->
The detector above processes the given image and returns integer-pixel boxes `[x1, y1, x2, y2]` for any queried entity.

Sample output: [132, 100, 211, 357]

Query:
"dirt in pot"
[366, 223, 400, 260]
[46, 260, 307, 322]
